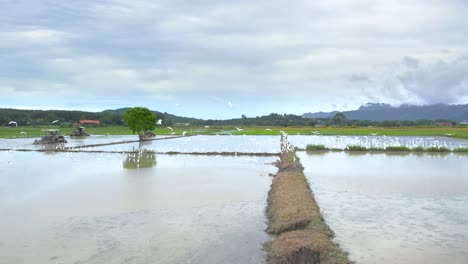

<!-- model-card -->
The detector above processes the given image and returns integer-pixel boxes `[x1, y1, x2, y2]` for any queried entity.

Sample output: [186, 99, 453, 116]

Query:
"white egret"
[182, 131, 187, 136]
[204, 125, 210, 128]
[265, 128, 272, 131]
[51, 120, 59, 124]
[235, 127, 244, 131]
[167, 127, 173, 131]
[156, 119, 162, 125]
[370, 133, 378, 136]
[8, 121, 17, 127]
[228, 101, 232, 108]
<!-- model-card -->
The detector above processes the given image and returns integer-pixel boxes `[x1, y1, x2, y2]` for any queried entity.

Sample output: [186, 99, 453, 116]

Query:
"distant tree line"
[0, 108, 120, 126]
[0, 108, 458, 127]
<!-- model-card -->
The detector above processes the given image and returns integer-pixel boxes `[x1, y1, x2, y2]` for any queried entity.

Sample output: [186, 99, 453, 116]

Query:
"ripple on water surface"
[0, 152, 276, 264]
[298, 151, 468, 264]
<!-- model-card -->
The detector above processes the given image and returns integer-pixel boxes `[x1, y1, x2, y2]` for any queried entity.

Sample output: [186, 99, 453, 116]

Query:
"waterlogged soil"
[79, 135, 281, 153]
[289, 135, 468, 150]
[0, 152, 277, 264]
[3, 135, 467, 153]
[0, 135, 281, 153]
[298, 151, 468, 264]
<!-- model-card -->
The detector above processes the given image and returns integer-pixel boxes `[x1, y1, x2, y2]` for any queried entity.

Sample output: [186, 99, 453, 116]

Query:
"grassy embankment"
[265, 138, 351, 264]
[1, 126, 468, 139]
[306, 144, 468, 153]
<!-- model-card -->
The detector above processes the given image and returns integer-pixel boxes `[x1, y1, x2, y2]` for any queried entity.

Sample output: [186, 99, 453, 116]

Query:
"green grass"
[306, 144, 327, 151]
[345, 145, 367, 151]
[453, 147, 468, 152]
[426, 146, 450, 152]
[368, 147, 385, 151]
[1, 125, 468, 139]
[411, 146, 425, 152]
[228, 126, 468, 138]
[385, 146, 411, 151]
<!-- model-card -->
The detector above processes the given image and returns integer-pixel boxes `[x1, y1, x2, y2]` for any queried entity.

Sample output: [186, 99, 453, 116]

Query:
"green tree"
[123, 107, 156, 138]
[332, 112, 348, 126]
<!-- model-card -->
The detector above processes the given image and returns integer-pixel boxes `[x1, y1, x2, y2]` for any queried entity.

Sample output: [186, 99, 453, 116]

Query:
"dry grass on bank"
[265, 150, 351, 264]
[266, 230, 331, 264]
[267, 155, 320, 234]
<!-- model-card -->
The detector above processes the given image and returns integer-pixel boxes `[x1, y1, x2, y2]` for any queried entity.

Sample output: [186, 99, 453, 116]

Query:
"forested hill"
[0, 108, 315, 127]
[303, 103, 468, 122]
[0, 108, 204, 126]
[1, 106, 466, 127]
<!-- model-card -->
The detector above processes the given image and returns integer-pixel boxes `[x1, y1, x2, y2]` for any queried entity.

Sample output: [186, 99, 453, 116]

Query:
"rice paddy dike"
[265, 136, 351, 264]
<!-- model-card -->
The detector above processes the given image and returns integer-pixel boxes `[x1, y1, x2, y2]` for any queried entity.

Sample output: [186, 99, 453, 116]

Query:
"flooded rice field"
[0, 151, 276, 264]
[288, 135, 468, 150]
[81, 135, 280, 153]
[1, 135, 467, 263]
[298, 151, 468, 264]
[2, 134, 467, 153]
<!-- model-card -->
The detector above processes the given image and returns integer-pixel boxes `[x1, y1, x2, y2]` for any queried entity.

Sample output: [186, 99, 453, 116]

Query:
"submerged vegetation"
[385, 146, 411, 151]
[306, 144, 464, 153]
[453, 147, 468, 153]
[411, 146, 425, 152]
[426, 146, 451, 152]
[305, 144, 327, 151]
[345, 145, 367, 151]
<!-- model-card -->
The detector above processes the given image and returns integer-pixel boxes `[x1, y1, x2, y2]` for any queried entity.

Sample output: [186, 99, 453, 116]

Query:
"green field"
[1, 125, 468, 139]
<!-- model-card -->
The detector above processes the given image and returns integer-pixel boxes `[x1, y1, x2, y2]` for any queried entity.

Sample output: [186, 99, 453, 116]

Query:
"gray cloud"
[397, 55, 468, 104]
[403, 56, 420, 68]
[348, 74, 371, 82]
[1, 0, 468, 118]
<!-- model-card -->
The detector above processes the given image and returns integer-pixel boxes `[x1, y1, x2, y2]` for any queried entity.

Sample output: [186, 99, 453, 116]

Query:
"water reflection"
[122, 148, 157, 169]
[289, 135, 468, 150]
[0, 152, 276, 264]
[298, 151, 468, 264]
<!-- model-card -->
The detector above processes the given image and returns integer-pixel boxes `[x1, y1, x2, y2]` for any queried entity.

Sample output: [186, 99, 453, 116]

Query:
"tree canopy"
[122, 107, 156, 135]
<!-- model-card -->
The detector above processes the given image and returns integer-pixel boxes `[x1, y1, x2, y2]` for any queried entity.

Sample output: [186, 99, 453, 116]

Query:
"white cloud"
[0, 28, 70, 47]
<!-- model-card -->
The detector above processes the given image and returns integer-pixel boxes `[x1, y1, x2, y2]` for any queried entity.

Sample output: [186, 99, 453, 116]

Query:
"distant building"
[459, 121, 468, 126]
[79, 120, 100, 125]
[434, 122, 453, 127]
[174, 122, 190, 126]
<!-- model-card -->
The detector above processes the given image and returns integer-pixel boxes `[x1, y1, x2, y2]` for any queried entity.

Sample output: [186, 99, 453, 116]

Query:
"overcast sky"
[1, 0, 467, 119]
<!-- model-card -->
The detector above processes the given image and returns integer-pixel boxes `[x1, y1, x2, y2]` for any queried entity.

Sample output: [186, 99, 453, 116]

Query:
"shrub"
[426, 146, 450, 152]
[306, 144, 327, 151]
[385, 146, 411, 152]
[346, 145, 367, 151]
[411, 146, 425, 152]
[368, 147, 384, 151]
[453, 147, 468, 153]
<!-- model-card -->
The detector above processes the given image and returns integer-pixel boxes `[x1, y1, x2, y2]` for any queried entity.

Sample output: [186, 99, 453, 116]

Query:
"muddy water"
[289, 135, 468, 150]
[298, 151, 468, 264]
[0, 151, 276, 264]
[0, 135, 138, 150]
[2, 135, 466, 153]
[79, 135, 281, 153]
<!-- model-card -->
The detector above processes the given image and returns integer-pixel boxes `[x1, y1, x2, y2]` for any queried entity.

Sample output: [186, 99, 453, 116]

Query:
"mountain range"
[303, 103, 468, 122]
